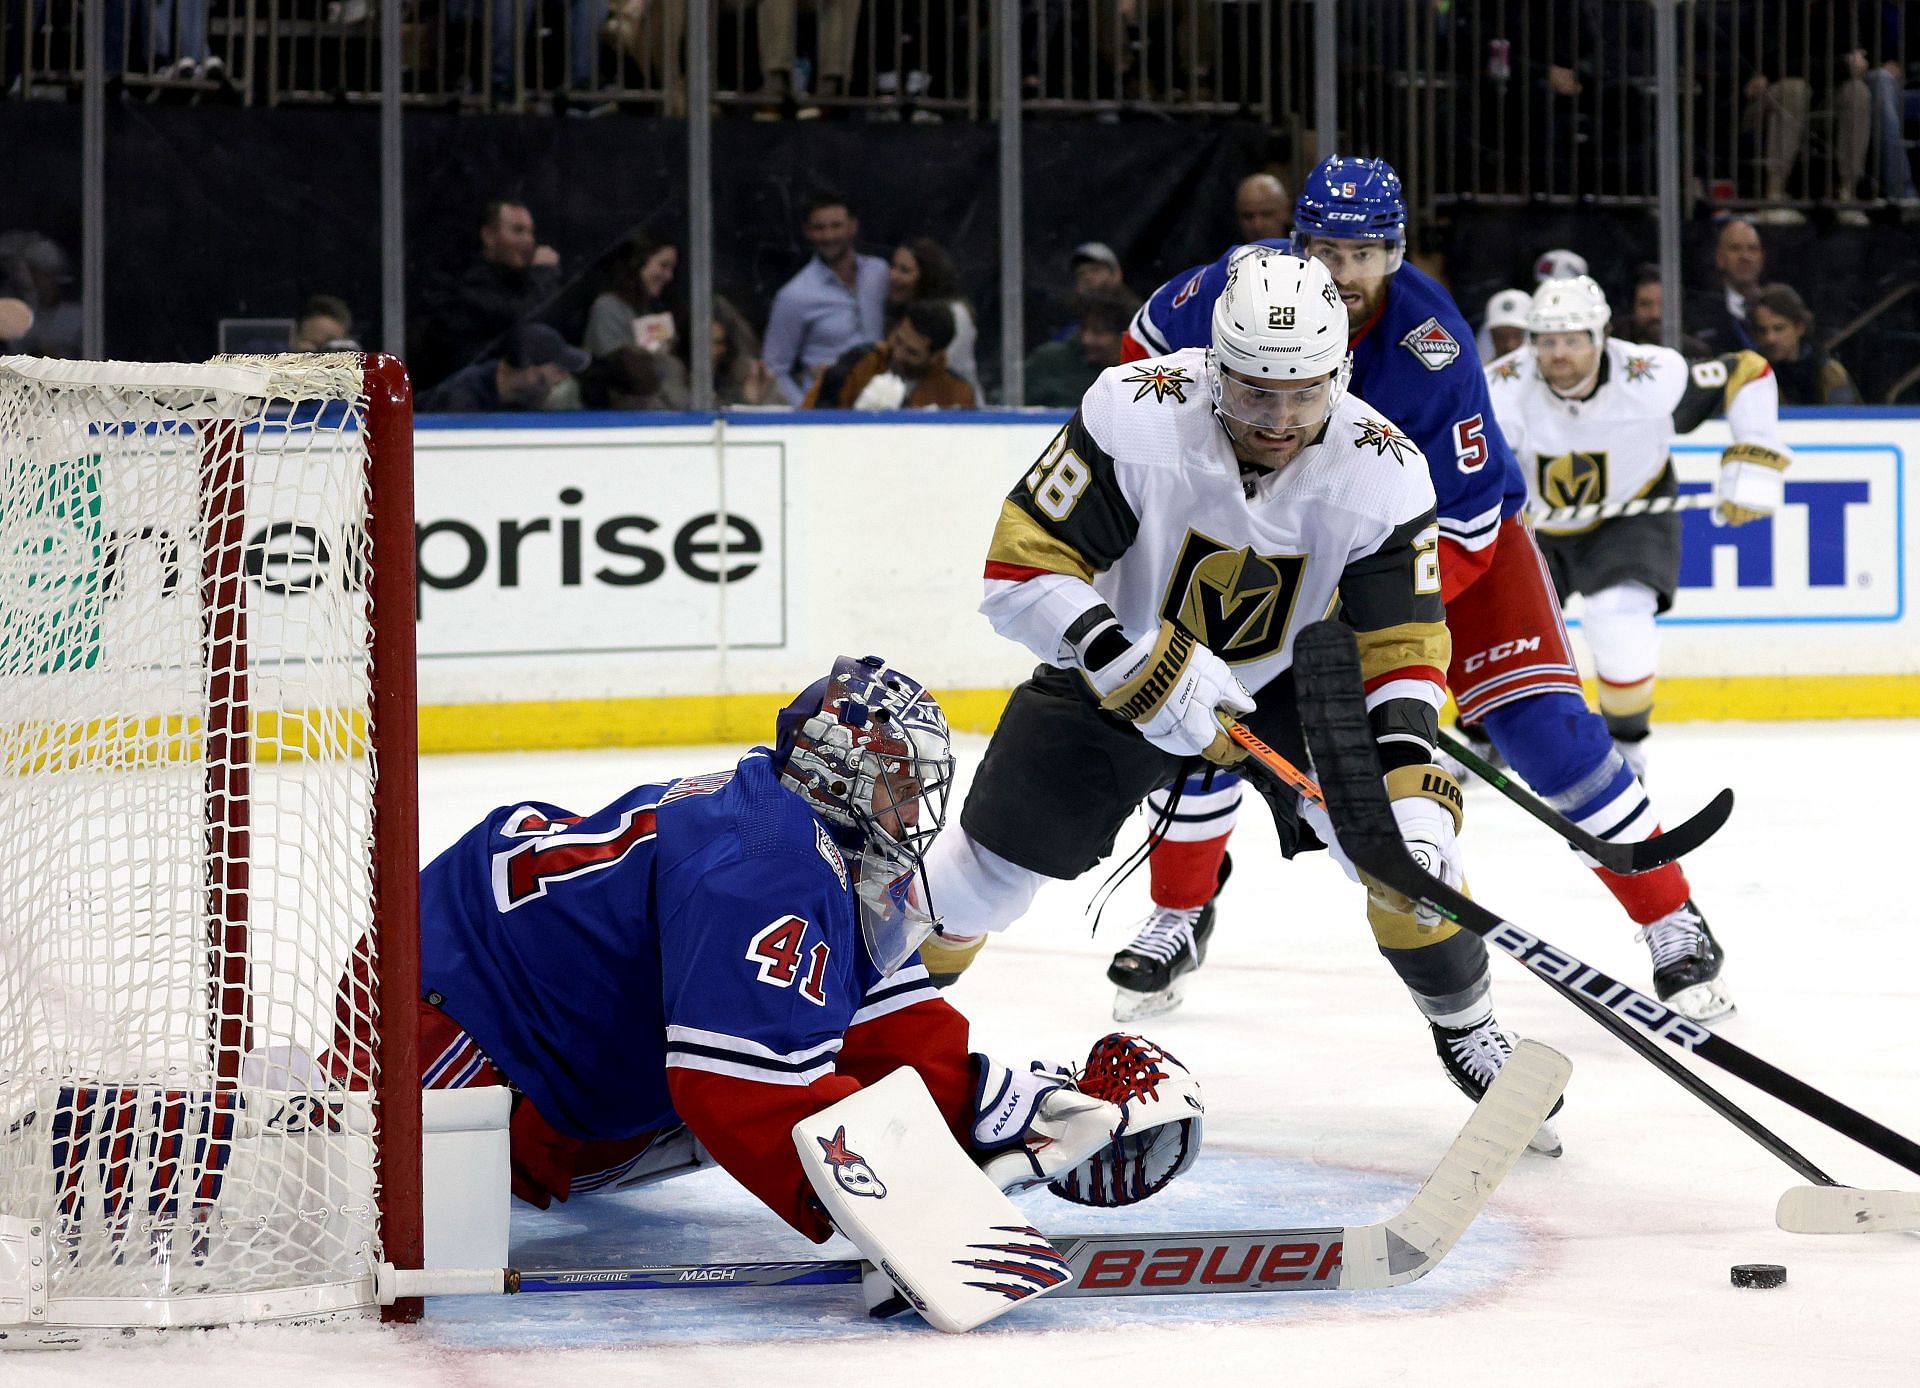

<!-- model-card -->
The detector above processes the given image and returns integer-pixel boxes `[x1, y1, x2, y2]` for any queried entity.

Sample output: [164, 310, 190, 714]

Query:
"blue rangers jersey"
[419, 749, 969, 1236]
[1127, 241, 1530, 601]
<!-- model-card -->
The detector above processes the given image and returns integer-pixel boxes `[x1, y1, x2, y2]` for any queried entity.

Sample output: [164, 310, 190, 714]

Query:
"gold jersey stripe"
[1354, 619, 1452, 686]
[1723, 349, 1773, 411]
[986, 498, 1097, 582]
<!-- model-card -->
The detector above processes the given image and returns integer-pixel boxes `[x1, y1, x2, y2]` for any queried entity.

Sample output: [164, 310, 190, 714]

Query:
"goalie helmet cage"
[0, 353, 421, 1334]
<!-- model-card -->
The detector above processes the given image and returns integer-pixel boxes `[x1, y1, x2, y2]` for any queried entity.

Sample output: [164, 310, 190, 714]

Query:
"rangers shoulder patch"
[1400, 316, 1461, 371]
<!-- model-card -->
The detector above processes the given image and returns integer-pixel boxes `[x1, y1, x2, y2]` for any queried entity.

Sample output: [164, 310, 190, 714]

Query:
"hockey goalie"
[334, 654, 1204, 1332]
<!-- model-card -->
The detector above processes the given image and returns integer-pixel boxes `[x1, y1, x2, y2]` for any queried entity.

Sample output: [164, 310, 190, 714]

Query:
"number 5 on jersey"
[748, 915, 831, 1006]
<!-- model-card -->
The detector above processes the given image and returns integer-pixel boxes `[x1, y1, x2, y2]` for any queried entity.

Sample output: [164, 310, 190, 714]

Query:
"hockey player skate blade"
[1639, 900, 1734, 1022]
[1431, 1018, 1565, 1157]
[1109, 900, 1216, 1023]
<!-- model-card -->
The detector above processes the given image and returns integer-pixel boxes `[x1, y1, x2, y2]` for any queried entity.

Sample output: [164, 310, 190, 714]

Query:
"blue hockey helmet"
[1293, 156, 1407, 272]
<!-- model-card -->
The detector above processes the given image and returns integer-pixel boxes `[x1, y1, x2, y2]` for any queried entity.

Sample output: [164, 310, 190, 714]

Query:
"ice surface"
[12, 722, 1920, 1387]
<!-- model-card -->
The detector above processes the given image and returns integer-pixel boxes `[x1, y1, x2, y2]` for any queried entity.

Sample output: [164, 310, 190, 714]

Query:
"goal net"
[0, 353, 419, 1333]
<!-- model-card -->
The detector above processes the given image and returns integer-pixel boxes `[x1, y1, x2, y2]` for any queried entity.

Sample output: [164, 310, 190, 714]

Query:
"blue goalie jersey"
[1128, 240, 1530, 599]
[419, 750, 892, 1141]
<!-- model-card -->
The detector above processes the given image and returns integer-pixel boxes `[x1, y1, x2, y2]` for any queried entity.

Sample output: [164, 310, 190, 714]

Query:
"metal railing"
[4, 0, 1277, 116]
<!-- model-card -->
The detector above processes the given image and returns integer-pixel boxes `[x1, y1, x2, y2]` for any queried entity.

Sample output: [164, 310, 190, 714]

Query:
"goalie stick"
[1435, 729, 1733, 874]
[379, 1040, 1569, 1309]
[1242, 619, 1920, 1191]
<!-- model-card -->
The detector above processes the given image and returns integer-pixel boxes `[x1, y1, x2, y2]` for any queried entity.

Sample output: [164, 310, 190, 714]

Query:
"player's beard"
[1338, 274, 1388, 333]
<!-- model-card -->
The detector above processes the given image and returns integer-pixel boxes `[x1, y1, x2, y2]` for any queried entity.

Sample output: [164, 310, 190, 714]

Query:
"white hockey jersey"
[1485, 338, 1787, 537]
[981, 348, 1450, 761]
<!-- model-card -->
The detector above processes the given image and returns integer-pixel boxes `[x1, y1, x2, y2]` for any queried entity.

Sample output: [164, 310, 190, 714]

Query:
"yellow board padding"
[13, 675, 1913, 768]
[420, 687, 1017, 754]
[3, 708, 369, 774]
[415, 675, 1920, 755]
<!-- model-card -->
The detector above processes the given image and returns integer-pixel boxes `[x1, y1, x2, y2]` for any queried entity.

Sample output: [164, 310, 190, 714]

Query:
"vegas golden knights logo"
[1160, 532, 1308, 664]
[1537, 451, 1608, 509]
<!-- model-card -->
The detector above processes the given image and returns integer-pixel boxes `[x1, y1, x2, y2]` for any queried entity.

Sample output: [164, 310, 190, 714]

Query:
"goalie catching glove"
[1715, 441, 1790, 526]
[1366, 764, 1466, 931]
[1080, 617, 1254, 765]
[968, 1032, 1203, 1206]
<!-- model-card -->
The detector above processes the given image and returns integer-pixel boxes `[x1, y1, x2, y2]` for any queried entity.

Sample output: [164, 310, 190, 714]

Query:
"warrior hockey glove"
[1377, 764, 1466, 931]
[1715, 441, 1790, 526]
[1083, 619, 1254, 765]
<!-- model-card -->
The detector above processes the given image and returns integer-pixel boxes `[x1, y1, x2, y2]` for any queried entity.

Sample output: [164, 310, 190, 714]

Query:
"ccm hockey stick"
[1238, 619, 1920, 1187]
[1529, 491, 1718, 526]
[381, 1041, 1569, 1309]
[1435, 729, 1734, 874]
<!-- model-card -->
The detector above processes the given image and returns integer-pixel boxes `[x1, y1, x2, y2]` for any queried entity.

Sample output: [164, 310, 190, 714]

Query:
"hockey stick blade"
[1775, 1186, 1920, 1235]
[386, 1048, 1566, 1309]
[1436, 729, 1733, 873]
[1281, 619, 1920, 1184]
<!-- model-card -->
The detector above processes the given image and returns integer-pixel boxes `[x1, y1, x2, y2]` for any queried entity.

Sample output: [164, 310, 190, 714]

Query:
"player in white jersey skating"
[1487, 274, 1789, 784]
[920, 251, 1562, 1152]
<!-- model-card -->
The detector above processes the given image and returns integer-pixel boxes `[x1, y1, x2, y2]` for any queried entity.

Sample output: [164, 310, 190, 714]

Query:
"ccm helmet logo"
[1267, 306, 1296, 329]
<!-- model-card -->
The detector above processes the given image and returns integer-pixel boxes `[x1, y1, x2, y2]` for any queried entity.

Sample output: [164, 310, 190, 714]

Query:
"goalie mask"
[776, 656, 956, 974]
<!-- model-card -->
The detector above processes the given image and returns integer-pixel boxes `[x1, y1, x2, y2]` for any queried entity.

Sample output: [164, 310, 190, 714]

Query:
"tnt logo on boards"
[1666, 443, 1901, 624]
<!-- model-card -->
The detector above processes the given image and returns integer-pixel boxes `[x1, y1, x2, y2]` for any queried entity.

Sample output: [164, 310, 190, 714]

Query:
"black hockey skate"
[1431, 1017, 1565, 1156]
[1637, 898, 1733, 1021]
[1108, 900, 1216, 1022]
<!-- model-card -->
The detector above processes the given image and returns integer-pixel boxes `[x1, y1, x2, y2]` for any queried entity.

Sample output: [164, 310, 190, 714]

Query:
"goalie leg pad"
[793, 1068, 1073, 1333]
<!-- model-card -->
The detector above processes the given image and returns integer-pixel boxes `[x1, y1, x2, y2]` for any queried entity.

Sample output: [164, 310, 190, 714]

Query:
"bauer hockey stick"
[1434, 729, 1734, 874]
[379, 1040, 1569, 1309]
[1528, 490, 1719, 526]
[1241, 620, 1920, 1189]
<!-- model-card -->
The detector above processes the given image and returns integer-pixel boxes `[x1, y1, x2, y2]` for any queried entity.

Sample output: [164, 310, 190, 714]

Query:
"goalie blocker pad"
[793, 1067, 1073, 1333]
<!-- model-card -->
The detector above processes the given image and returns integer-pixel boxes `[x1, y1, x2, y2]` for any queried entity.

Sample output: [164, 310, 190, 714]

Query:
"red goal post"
[0, 352, 420, 1335]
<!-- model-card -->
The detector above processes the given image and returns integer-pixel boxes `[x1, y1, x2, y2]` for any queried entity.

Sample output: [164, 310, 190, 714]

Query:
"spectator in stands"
[1864, 50, 1919, 202]
[292, 295, 361, 352]
[1710, 1, 1874, 219]
[1022, 290, 1130, 407]
[1748, 283, 1860, 404]
[1235, 173, 1290, 242]
[450, 0, 608, 100]
[417, 323, 590, 413]
[1477, 288, 1533, 362]
[415, 199, 563, 388]
[802, 301, 973, 410]
[566, 344, 687, 411]
[1071, 241, 1126, 297]
[0, 231, 80, 357]
[1043, 242, 1131, 345]
[714, 296, 779, 407]
[761, 189, 889, 405]
[585, 232, 680, 359]
[1617, 264, 1711, 357]
[0, 241, 34, 345]
[1684, 217, 1765, 356]
[886, 238, 979, 404]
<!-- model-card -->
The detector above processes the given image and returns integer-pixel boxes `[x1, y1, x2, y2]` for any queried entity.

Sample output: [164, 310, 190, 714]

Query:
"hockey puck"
[1730, 1263, 1787, 1289]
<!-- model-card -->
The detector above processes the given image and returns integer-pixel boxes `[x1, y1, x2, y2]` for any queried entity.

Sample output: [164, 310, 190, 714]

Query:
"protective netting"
[0, 354, 393, 1325]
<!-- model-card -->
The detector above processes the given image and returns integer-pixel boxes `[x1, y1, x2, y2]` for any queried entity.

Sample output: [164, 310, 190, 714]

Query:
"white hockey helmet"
[1527, 274, 1611, 347]
[775, 655, 955, 974]
[1207, 250, 1352, 433]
